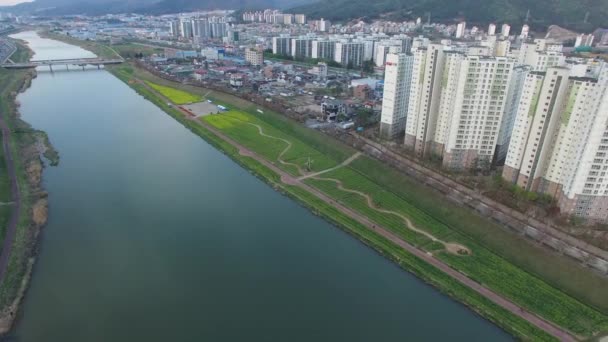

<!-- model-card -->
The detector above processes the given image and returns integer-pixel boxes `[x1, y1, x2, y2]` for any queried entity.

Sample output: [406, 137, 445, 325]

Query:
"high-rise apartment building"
[272, 36, 292, 56]
[169, 20, 180, 37]
[488, 23, 496, 36]
[334, 42, 364, 67]
[180, 18, 193, 38]
[404, 44, 446, 157]
[294, 14, 307, 24]
[291, 38, 314, 59]
[495, 65, 531, 164]
[440, 56, 514, 170]
[455, 21, 466, 38]
[503, 65, 608, 221]
[311, 40, 336, 60]
[380, 53, 414, 138]
[501, 23, 511, 37]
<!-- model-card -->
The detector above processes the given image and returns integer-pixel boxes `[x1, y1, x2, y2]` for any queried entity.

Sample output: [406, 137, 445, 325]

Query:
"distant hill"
[4, 0, 158, 15]
[142, 0, 313, 14]
[292, 0, 607, 31]
[4, 0, 314, 15]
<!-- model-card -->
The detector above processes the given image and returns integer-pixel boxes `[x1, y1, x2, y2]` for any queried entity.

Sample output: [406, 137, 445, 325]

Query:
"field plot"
[145, 81, 202, 105]
[203, 110, 342, 175]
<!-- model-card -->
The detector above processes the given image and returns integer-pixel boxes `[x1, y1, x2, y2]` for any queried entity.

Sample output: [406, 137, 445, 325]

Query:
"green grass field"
[145, 81, 202, 105]
[204, 110, 343, 175]
[107, 63, 608, 339]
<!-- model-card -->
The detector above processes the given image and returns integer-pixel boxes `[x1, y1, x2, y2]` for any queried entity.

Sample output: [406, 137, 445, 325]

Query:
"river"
[7, 31, 511, 341]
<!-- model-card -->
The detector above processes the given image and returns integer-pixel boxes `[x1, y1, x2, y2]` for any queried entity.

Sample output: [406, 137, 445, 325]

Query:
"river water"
[7, 31, 511, 341]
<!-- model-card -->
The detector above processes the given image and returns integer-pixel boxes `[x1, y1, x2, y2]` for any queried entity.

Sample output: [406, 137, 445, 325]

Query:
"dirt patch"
[446, 243, 471, 256]
[25, 159, 42, 186]
[32, 198, 48, 226]
[183, 101, 220, 117]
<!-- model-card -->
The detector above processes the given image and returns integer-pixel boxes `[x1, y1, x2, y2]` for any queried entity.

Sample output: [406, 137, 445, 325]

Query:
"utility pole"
[525, 9, 530, 23]
[584, 11, 589, 23]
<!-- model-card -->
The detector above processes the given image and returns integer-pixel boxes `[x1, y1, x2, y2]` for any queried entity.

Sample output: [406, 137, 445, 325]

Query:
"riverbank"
[0, 36, 58, 333]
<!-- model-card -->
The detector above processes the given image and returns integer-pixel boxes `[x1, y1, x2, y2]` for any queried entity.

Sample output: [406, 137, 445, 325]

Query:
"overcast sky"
[0, 0, 33, 6]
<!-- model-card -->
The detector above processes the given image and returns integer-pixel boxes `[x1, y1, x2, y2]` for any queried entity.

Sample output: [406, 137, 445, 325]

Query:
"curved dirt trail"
[245, 122, 307, 175]
[313, 176, 469, 255]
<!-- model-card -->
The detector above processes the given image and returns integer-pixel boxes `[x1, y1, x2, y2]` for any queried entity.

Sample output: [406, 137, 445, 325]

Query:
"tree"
[362, 60, 374, 73]
[355, 108, 375, 127]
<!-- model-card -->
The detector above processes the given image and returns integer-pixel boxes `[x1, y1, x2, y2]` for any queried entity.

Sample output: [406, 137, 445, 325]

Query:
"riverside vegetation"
[0, 39, 58, 332]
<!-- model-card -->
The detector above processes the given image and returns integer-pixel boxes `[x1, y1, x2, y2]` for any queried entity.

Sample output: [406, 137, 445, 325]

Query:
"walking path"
[312, 176, 470, 255]
[0, 112, 22, 284]
[140, 78, 577, 341]
[245, 122, 307, 175]
[298, 152, 362, 180]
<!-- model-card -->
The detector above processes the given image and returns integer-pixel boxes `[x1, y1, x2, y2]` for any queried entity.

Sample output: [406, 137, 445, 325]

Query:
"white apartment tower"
[291, 38, 314, 59]
[334, 42, 364, 67]
[488, 23, 496, 36]
[380, 53, 414, 139]
[180, 18, 193, 38]
[503, 65, 608, 221]
[404, 44, 446, 157]
[501, 23, 511, 37]
[311, 40, 336, 60]
[455, 22, 466, 39]
[441, 56, 514, 170]
[520, 24, 530, 39]
[169, 20, 180, 37]
[496, 65, 531, 164]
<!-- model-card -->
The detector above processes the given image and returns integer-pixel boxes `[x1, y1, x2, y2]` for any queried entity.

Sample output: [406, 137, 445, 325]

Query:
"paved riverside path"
[0, 111, 22, 285]
[140, 80, 578, 341]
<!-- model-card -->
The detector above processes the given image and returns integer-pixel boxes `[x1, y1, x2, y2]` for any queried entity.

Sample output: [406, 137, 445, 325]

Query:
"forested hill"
[3, 0, 314, 15]
[292, 0, 607, 31]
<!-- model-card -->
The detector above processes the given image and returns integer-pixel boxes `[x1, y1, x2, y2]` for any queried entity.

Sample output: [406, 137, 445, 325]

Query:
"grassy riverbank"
[0, 37, 56, 332]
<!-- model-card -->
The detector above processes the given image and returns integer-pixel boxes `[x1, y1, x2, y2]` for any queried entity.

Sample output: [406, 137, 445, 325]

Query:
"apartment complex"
[503, 65, 608, 220]
[272, 36, 292, 56]
[380, 53, 413, 138]
[441, 56, 514, 170]
[334, 41, 365, 67]
[404, 44, 446, 157]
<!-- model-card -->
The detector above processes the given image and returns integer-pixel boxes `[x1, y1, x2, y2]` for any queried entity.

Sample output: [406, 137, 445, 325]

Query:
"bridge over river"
[1, 57, 123, 70]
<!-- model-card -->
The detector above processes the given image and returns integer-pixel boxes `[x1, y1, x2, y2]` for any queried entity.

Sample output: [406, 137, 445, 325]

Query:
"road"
[140, 80, 578, 341]
[0, 111, 21, 285]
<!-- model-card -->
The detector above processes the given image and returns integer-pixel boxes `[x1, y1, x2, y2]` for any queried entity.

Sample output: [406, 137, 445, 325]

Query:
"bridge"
[1, 57, 124, 70]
